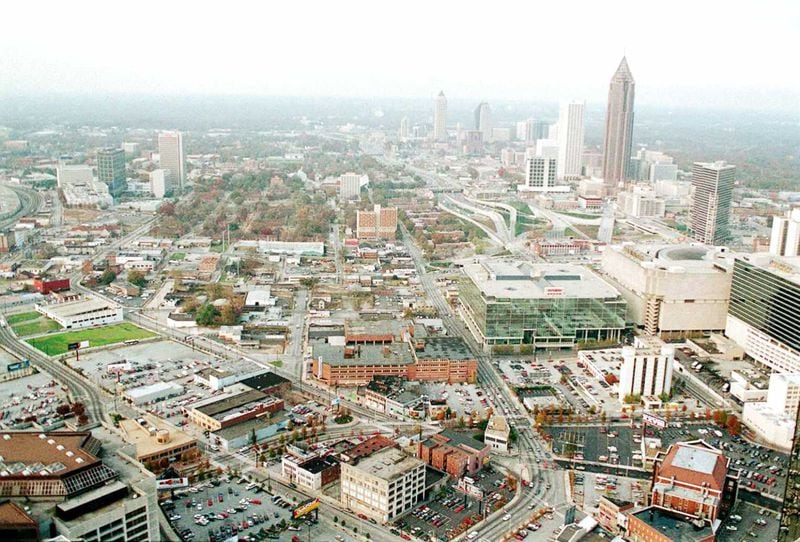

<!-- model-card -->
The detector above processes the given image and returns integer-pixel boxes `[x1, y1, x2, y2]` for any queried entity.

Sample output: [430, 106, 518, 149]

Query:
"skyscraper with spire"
[602, 57, 636, 193]
[434, 91, 447, 142]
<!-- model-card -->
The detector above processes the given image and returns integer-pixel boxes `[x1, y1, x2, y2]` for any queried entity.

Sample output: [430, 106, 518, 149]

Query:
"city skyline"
[0, 1, 797, 110]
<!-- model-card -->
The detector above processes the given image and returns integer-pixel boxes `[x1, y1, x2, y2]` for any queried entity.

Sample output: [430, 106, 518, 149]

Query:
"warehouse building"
[36, 298, 122, 329]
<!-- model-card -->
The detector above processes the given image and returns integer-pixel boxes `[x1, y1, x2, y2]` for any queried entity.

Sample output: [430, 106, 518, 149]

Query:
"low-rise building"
[118, 416, 200, 475]
[357, 205, 398, 240]
[483, 415, 511, 453]
[187, 389, 283, 431]
[418, 430, 490, 477]
[281, 445, 340, 491]
[626, 507, 714, 542]
[597, 495, 634, 534]
[340, 446, 425, 523]
[742, 372, 800, 450]
[125, 382, 184, 406]
[36, 298, 122, 329]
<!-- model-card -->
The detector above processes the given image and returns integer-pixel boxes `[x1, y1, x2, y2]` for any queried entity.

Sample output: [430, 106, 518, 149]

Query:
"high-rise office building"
[689, 161, 736, 245]
[601, 57, 636, 193]
[770, 209, 800, 257]
[474, 102, 492, 143]
[463, 130, 483, 156]
[158, 131, 185, 191]
[434, 91, 447, 142]
[521, 157, 558, 192]
[557, 101, 585, 179]
[96, 148, 126, 196]
[726, 256, 800, 374]
[399, 116, 409, 141]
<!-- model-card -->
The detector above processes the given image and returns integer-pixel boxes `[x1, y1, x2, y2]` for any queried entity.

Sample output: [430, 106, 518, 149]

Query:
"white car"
[725, 525, 738, 531]
[467, 532, 479, 540]
[503, 514, 512, 521]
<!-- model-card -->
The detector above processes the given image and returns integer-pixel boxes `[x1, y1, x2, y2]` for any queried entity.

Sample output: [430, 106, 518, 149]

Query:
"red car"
[249, 499, 262, 505]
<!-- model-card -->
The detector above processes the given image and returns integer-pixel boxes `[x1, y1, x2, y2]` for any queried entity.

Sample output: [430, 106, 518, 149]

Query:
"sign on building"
[642, 412, 667, 429]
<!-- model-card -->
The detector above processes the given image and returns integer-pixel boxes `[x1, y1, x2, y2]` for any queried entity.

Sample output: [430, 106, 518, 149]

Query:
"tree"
[196, 304, 218, 326]
[99, 268, 117, 285]
[71, 403, 86, 416]
[127, 270, 147, 288]
[56, 404, 71, 416]
[726, 414, 741, 436]
[712, 409, 728, 427]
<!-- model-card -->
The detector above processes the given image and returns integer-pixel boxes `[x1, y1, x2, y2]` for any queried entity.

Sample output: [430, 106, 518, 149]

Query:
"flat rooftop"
[194, 389, 272, 420]
[352, 447, 423, 481]
[40, 297, 118, 317]
[0, 431, 99, 478]
[313, 341, 415, 367]
[415, 337, 474, 361]
[240, 371, 290, 392]
[610, 243, 733, 274]
[118, 417, 196, 458]
[464, 260, 620, 300]
[631, 507, 714, 542]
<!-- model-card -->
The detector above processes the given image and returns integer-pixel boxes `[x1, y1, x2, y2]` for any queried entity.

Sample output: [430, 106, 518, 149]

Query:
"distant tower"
[158, 131, 185, 191]
[399, 116, 410, 141]
[689, 161, 736, 245]
[96, 147, 126, 196]
[602, 57, 636, 194]
[557, 101, 585, 180]
[434, 91, 447, 142]
[474, 102, 492, 143]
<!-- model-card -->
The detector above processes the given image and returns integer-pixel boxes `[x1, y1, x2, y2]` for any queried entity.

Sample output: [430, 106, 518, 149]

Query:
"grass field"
[13, 319, 62, 337]
[27, 323, 156, 355]
[170, 252, 187, 261]
[6, 311, 41, 325]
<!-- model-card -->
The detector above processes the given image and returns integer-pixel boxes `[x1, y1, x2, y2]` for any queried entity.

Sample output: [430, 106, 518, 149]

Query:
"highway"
[401, 225, 567, 539]
[0, 184, 42, 230]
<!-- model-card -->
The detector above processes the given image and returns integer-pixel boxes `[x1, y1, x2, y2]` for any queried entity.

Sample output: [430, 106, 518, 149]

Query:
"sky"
[1, 0, 798, 110]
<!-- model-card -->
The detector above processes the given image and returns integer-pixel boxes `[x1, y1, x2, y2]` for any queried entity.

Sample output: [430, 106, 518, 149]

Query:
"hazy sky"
[2, 0, 798, 110]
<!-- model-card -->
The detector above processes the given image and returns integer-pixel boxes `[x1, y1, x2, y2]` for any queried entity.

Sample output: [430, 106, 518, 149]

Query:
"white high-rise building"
[158, 131, 185, 191]
[742, 373, 800, 450]
[519, 157, 559, 192]
[474, 102, 492, 143]
[434, 91, 447, 142]
[618, 187, 666, 218]
[399, 116, 409, 141]
[689, 161, 735, 245]
[150, 169, 168, 198]
[339, 172, 366, 200]
[557, 101, 585, 180]
[770, 209, 800, 257]
[618, 336, 675, 402]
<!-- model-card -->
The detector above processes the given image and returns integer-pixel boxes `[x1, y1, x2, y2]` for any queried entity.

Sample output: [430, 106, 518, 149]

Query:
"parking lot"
[73, 340, 261, 428]
[419, 382, 495, 419]
[544, 421, 788, 500]
[393, 465, 514, 541]
[0, 366, 69, 430]
[718, 501, 780, 542]
[161, 476, 332, 542]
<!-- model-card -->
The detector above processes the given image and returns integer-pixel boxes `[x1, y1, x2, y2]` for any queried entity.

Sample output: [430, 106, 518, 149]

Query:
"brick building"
[650, 439, 739, 525]
[356, 205, 398, 240]
[418, 430, 490, 477]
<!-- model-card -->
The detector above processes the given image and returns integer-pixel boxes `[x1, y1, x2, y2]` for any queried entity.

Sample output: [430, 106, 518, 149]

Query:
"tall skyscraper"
[434, 91, 447, 142]
[689, 161, 736, 245]
[158, 131, 185, 191]
[399, 116, 410, 141]
[556, 101, 585, 179]
[96, 147, 126, 196]
[770, 208, 800, 257]
[474, 102, 492, 143]
[602, 57, 636, 193]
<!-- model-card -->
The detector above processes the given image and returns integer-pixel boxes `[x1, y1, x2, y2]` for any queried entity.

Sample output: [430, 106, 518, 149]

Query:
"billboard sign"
[156, 478, 189, 490]
[292, 498, 319, 519]
[642, 412, 667, 429]
[67, 342, 81, 351]
[7, 359, 30, 372]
